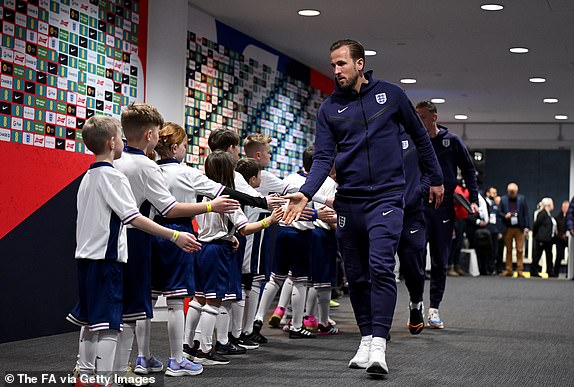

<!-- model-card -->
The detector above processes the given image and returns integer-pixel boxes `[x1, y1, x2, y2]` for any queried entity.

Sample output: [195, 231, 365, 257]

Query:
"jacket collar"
[332, 70, 378, 99]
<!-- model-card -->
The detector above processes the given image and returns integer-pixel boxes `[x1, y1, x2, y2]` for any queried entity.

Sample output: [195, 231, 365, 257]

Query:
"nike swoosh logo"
[410, 229, 419, 234]
[2, 106, 8, 111]
[338, 106, 349, 113]
[382, 210, 394, 216]
[442, 219, 450, 223]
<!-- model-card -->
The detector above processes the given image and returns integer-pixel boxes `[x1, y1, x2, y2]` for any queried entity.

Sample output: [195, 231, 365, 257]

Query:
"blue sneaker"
[134, 355, 164, 374]
[427, 308, 445, 329]
[165, 357, 203, 377]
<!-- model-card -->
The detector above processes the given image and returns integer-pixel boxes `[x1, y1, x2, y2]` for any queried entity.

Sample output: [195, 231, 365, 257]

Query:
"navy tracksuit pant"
[334, 193, 403, 339]
[397, 208, 427, 303]
[424, 205, 455, 309]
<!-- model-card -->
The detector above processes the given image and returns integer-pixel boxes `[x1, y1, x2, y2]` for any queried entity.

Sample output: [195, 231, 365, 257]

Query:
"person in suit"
[552, 200, 569, 278]
[498, 183, 531, 277]
[485, 187, 503, 274]
[531, 198, 557, 277]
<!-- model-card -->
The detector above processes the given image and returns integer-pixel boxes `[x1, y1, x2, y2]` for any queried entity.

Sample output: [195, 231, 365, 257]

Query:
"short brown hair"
[208, 128, 240, 152]
[330, 39, 365, 62]
[155, 122, 187, 158]
[416, 101, 438, 115]
[243, 133, 271, 156]
[236, 158, 261, 182]
[82, 116, 120, 155]
[204, 150, 236, 189]
[303, 145, 314, 172]
[121, 103, 164, 141]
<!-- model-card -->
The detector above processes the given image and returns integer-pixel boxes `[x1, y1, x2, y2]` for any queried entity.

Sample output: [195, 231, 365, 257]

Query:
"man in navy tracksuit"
[398, 132, 430, 336]
[283, 40, 444, 376]
[416, 101, 478, 329]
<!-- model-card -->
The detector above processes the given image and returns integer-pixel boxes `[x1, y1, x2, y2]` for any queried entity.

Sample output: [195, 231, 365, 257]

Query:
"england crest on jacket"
[442, 139, 450, 147]
[375, 93, 387, 105]
[338, 215, 346, 228]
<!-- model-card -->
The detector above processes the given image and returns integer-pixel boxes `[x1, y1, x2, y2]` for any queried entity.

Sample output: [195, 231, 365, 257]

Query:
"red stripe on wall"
[0, 142, 93, 239]
[310, 69, 334, 96]
[139, 0, 149, 100]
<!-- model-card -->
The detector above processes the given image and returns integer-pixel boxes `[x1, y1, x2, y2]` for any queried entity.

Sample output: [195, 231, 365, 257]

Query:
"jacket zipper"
[359, 94, 374, 189]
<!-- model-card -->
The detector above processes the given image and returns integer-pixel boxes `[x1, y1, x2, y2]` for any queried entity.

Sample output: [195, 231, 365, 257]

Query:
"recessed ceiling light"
[529, 77, 546, 83]
[555, 115, 568, 120]
[431, 98, 446, 104]
[481, 4, 504, 11]
[297, 9, 320, 16]
[454, 114, 469, 120]
[400, 78, 417, 84]
[543, 98, 559, 104]
[365, 50, 377, 56]
[509, 47, 529, 54]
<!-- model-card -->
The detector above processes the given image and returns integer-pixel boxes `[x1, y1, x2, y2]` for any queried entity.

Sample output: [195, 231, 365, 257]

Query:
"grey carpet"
[1, 276, 573, 386]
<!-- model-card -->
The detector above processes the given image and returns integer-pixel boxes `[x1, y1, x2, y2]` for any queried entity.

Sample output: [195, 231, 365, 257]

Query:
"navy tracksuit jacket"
[299, 71, 443, 338]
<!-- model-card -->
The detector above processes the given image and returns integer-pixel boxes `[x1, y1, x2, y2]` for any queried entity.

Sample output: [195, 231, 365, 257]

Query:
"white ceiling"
[188, 0, 574, 124]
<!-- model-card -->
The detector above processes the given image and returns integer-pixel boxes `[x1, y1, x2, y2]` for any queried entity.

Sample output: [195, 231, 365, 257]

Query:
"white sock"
[371, 337, 387, 350]
[255, 278, 282, 322]
[316, 287, 331, 325]
[199, 304, 220, 353]
[75, 327, 84, 368]
[305, 286, 318, 316]
[167, 298, 185, 361]
[242, 283, 261, 335]
[231, 298, 245, 339]
[278, 277, 293, 308]
[184, 300, 203, 346]
[135, 318, 151, 358]
[113, 323, 134, 373]
[96, 330, 119, 378]
[78, 328, 97, 376]
[215, 301, 231, 345]
[291, 282, 307, 329]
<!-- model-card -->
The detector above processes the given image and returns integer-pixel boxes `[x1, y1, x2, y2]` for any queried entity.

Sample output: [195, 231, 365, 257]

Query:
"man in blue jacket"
[283, 39, 444, 376]
[416, 101, 479, 329]
[498, 183, 530, 277]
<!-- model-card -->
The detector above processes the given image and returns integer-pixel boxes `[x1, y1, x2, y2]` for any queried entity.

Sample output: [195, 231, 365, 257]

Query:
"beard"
[338, 72, 359, 91]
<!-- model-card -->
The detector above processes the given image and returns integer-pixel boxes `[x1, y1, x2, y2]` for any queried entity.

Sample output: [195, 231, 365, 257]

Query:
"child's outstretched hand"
[298, 207, 316, 221]
[210, 195, 240, 214]
[230, 235, 240, 250]
[175, 232, 202, 253]
[266, 194, 287, 209]
[269, 207, 284, 223]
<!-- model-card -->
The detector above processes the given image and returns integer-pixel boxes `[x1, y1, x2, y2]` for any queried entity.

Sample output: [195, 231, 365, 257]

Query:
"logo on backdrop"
[442, 139, 450, 147]
[375, 93, 387, 105]
[338, 215, 346, 228]
[402, 140, 409, 150]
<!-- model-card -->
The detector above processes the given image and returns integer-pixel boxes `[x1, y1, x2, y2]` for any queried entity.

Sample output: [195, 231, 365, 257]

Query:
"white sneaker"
[365, 338, 388, 375]
[427, 308, 445, 329]
[348, 336, 371, 369]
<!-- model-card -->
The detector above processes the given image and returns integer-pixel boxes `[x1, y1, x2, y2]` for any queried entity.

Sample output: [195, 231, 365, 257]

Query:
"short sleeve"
[229, 208, 249, 231]
[184, 167, 224, 198]
[102, 172, 141, 224]
[144, 166, 178, 216]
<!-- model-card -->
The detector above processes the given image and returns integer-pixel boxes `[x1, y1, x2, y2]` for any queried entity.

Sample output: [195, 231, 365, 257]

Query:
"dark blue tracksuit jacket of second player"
[425, 125, 478, 309]
[299, 71, 443, 338]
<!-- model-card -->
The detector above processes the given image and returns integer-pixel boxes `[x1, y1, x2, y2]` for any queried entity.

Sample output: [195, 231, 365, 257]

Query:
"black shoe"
[246, 331, 268, 344]
[215, 341, 246, 356]
[183, 340, 199, 360]
[194, 348, 230, 365]
[253, 319, 263, 334]
[288, 327, 316, 339]
[229, 333, 259, 349]
[408, 303, 424, 335]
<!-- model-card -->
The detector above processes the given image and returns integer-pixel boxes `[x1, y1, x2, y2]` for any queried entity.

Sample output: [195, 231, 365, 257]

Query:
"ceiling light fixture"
[400, 78, 417, 84]
[297, 9, 320, 16]
[509, 47, 529, 54]
[529, 77, 546, 83]
[481, 4, 504, 11]
[431, 98, 446, 104]
[365, 50, 377, 56]
[454, 114, 469, 120]
[555, 115, 568, 120]
[543, 98, 559, 104]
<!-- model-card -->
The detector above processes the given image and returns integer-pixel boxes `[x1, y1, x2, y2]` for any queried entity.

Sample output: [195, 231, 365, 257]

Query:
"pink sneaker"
[303, 315, 319, 331]
[269, 306, 285, 328]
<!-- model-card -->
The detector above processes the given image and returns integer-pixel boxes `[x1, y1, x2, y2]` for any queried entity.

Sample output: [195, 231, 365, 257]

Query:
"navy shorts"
[224, 236, 245, 300]
[271, 227, 312, 282]
[310, 228, 337, 288]
[123, 228, 153, 321]
[194, 240, 233, 299]
[67, 259, 124, 331]
[151, 222, 195, 298]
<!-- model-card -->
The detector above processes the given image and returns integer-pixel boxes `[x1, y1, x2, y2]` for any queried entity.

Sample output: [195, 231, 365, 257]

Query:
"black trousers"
[553, 238, 567, 276]
[531, 240, 554, 275]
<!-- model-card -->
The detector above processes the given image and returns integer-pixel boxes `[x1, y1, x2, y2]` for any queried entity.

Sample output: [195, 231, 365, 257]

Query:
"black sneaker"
[408, 302, 424, 335]
[249, 320, 268, 344]
[288, 327, 316, 339]
[215, 341, 246, 355]
[194, 348, 230, 365]
[317, 323, 339, 335]
[253, 319, 263, 333]
[183, 340, 199, 360]
[229, 333, 260, 349]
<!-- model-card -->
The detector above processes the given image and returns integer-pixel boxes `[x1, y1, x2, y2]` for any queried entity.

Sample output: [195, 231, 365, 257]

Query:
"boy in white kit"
[67, 116, 200, 384]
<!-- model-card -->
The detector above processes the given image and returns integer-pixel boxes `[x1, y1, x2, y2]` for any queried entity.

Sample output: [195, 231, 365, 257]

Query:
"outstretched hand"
[211, 195, 241, 214]
[282, 192, 309, 224]
[429, 185, 444, 209]
[266, 194, 287, 209]
[176, 232, 202, 253]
